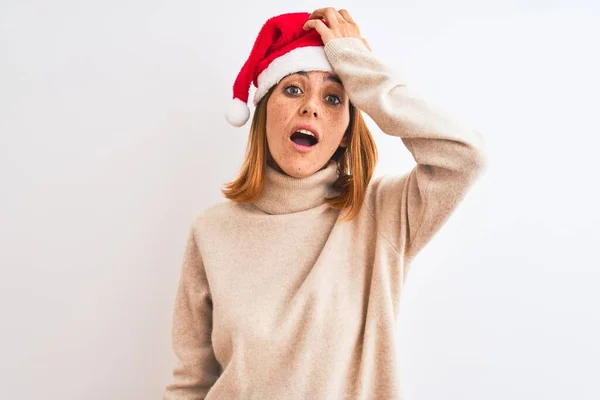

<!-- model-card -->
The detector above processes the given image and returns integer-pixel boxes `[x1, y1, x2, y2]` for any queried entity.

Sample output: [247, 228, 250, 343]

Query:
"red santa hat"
[225, 12, 334, 127]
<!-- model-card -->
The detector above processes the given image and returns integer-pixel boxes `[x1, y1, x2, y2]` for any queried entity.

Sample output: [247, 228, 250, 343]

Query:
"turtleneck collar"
[252, 160, 340, 215]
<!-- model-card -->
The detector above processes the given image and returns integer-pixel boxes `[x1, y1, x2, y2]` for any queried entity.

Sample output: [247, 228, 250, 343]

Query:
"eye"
[284, 85, 302, 96]
[326, 94, 341, 105]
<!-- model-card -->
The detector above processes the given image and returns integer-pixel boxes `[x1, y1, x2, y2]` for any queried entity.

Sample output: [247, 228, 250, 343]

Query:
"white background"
[1, 0, 598, 399]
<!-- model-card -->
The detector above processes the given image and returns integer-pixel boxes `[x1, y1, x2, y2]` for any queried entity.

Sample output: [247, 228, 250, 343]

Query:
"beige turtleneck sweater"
[163, 37, 487, 400]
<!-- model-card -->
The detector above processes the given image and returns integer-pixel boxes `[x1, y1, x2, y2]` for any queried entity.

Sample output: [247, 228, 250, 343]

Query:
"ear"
[339, 132, 349, 148]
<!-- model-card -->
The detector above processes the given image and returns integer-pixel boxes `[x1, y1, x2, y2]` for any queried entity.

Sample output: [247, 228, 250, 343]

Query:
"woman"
[164, 8, 487, 400]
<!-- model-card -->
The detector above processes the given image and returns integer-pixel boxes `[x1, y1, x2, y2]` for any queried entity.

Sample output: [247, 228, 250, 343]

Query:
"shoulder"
[189, 199, 250, 235]
[191, 199, 236, 226]
[364, 171, 410, 214]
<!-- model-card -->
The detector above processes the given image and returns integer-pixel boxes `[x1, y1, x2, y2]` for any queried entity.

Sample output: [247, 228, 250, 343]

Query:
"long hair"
[222, 86, 378, 222]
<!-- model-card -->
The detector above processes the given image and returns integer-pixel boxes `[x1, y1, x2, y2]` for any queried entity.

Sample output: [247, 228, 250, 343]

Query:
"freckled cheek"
[267, 104, 293, 149]
[269, 103, 293, 126]
[326, 109, 349, 130]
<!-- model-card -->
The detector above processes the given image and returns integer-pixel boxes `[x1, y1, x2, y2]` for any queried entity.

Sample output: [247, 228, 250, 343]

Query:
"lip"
[290, 139, 316, 153]
[289, 124, 320, 143]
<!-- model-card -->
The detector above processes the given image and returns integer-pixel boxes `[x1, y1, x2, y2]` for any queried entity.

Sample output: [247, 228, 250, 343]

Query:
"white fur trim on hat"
[252, 45, 333, 105]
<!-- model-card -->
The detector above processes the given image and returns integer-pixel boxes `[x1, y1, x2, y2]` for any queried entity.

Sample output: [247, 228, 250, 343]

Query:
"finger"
[324, 7, 343, 25]
[303, 19, 329, 35]
[338, 9, 355, 24]
[308, 8, 328, 19]
[309, 7, 343, 24]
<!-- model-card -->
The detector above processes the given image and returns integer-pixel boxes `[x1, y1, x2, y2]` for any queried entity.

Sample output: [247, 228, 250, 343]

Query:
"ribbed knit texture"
[164, 37, 488, 400]
[252, 159, 340, 214]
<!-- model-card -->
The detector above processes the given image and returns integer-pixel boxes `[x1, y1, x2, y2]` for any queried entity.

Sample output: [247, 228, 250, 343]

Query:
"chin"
[278, 161, 321, 178]
[282, 166, 314, 179]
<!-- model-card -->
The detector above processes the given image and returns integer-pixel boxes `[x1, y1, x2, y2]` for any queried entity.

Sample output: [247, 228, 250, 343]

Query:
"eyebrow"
[294, 71, 343, 86]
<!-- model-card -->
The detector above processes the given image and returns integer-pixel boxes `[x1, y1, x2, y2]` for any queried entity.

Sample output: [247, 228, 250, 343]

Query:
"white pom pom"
[225, 98, 250, 127]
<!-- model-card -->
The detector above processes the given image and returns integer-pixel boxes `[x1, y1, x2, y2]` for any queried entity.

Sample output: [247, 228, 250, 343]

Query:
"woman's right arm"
[163, 224, 221, 399]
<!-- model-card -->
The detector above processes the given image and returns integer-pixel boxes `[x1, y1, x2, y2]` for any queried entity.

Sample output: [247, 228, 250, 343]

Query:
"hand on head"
[303, 8, 371, 51]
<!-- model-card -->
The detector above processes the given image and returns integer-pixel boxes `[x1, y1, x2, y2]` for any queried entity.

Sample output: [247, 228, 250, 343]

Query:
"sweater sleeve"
[324, 37, 488, 266]
[163, 224, 221, 399]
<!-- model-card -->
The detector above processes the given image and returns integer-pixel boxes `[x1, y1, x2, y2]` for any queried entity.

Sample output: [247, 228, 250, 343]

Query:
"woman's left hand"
[303, 8, 371, 51]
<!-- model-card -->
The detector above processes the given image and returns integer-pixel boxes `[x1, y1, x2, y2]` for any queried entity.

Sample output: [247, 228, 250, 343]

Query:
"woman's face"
[265, 70, 350, 178]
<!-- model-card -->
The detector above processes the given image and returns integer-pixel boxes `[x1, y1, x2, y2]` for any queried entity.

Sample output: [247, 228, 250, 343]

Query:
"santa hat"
[225, 12, 334, 127]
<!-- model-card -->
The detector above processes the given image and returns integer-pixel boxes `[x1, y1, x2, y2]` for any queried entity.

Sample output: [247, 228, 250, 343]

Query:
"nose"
[300, 98, 319, 118]
[302, 108, 317, 117]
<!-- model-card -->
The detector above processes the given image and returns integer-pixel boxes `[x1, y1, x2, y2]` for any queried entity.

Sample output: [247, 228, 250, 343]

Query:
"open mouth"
[290, 129, 319, 147]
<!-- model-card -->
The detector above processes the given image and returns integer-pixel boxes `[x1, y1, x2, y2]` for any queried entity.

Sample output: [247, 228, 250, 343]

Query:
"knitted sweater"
[163, 37, 487, 400]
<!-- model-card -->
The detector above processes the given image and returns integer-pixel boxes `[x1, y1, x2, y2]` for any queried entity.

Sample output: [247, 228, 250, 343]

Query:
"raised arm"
[324, 36, 487, 266]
